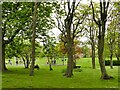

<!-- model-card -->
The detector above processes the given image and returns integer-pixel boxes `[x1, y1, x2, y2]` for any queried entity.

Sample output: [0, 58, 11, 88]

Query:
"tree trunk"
[98, 38, 109, 79]
[49, 63, 53, 71]
[30, 28, 35, 76]
[64, 38, 74, 77]
[91, 0, 112, 79]
[62, 56, 64, 65]
[48, 57, 53, 71]
[110, 53, 113, 69]
[2, 44, 8, 71]
[63, 1, 75, 77]
[30, 2, 38, 76]
[98, 24, 111, 79]
[91, 39, 96, 69]
[49, 60, 53, 71]
[22, 56, 26, 68]
[26, 54, 29, 68]
[115, 53, 119, 61]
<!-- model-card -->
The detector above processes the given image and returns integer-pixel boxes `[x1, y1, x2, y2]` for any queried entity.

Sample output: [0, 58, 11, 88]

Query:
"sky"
[50, 27, 89, 43]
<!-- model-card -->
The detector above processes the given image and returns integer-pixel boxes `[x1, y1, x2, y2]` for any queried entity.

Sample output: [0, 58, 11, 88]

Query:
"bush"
[105, 60, 120, 66]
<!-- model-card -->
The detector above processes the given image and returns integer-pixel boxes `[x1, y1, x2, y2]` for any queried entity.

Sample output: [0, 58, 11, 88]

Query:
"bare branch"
[91, 1, 99, 25]
[64, 1, 67, 16]
[100, 0, 103, 20]
[75, 0, 80, 10]
[106, 0, 110, 14]
[74, 3, 91, 32]
[56, 17, 64, 33]
[67, 1, 71, 16]
[74, 26, 84, 38]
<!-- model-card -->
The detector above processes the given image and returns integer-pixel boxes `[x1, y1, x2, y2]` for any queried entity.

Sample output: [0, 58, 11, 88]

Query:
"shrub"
[105, 60, 120, 66]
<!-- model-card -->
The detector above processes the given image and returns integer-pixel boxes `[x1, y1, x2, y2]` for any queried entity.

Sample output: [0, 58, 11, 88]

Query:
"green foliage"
[104, 41, 111, 58]
[2, 2, 31, 42]
[81, 44, 90, 58]
[42, 36, 57, 59]
[5, 36, 23, 58]
[3, 2, 57, 60]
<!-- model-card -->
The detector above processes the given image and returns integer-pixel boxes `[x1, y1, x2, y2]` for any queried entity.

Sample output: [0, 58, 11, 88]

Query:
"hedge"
[105, 60, 120, 66]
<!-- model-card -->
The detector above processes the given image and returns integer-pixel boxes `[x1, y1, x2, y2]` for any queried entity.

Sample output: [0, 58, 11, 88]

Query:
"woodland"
[1, 0, 120, 88]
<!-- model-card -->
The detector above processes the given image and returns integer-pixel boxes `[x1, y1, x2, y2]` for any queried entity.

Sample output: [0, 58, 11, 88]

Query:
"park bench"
[74, 66, 81, 69]
[34, 64, 40, 70]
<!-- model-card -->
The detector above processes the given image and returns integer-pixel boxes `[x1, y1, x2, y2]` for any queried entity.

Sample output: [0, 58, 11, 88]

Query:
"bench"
[74, 66, 81, 69]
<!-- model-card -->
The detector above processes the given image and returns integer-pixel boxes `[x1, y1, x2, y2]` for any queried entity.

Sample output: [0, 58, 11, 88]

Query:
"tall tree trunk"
[64, 36, 74, 77]
[91, 0, 112, 79]
[30, 2, 38, 76]
[98, 23, 111, 79]
[2, 44, 8, 71]
[64, 1, 75, 77]
[91, 40, 95, 69]
[98, 36, 109, 79]
[90, 20, 96, 69]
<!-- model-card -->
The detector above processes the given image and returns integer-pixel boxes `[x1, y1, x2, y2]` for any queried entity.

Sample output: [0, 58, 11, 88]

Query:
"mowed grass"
[2, 58, 118, 88]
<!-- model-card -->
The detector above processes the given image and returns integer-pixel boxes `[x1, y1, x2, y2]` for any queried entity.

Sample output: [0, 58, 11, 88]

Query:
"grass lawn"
[2, 58, 118, 88]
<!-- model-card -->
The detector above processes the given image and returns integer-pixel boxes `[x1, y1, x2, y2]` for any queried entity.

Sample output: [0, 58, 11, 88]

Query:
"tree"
[30, 2, 39, 76]
[91, 0, 113, 79]
[80, 3, 101, 69]
[2, 2, 55, 72]
[2, 2, 30, 71]
[81, 43, 90, 58]
[58, 38, 82, 67]
[106, 21, 116, 69]
[43, 36, 57, 71]
[55, 0, 90, 77]
[114, 2, 120, 61]
[88, 17, 98, 69]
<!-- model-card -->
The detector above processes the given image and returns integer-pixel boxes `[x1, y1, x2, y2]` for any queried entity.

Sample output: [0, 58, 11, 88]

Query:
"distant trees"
[114, 2, 120, 61]
[43, 36, 56, 71]
[106, 20, 116, 69]
[105, 2, 120, 68]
